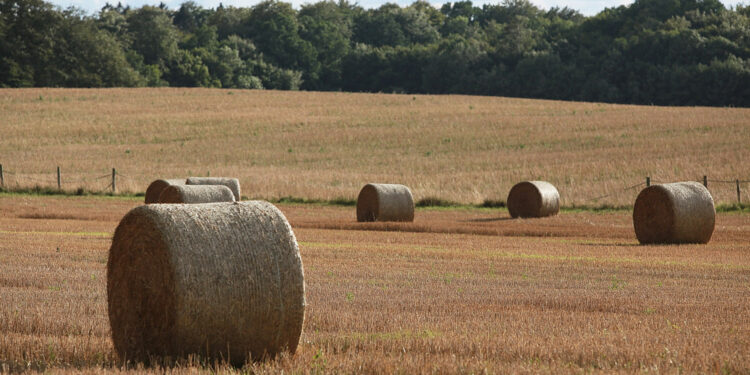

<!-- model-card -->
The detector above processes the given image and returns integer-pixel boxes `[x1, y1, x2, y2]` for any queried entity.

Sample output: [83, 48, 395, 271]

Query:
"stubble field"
[0, 194, 748, 373]
[1, 88, 749, 373]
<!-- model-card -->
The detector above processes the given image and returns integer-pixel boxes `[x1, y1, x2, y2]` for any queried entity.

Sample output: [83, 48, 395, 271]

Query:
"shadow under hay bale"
[157, 184, 235, 204]
[186, 177, 241, 201]
[145, 179, 185, 204]
[633, 181, 715, 244]
[107, 201, 305, 366]
[357, 183, 414, 222]
[507, 181, 560, 218]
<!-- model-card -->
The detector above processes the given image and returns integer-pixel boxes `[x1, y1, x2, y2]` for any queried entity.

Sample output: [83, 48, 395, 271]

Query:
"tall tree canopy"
[0, 0, 748, 106]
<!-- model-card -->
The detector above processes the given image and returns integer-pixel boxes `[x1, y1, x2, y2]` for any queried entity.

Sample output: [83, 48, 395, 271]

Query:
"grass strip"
[2, 188, 748, 213]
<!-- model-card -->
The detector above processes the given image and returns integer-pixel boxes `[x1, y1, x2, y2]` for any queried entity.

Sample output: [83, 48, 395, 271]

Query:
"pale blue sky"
[49, 0, 747, 16]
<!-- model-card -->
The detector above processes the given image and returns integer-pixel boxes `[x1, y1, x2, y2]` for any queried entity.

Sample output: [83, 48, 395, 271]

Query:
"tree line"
[1, 0, 749, 106]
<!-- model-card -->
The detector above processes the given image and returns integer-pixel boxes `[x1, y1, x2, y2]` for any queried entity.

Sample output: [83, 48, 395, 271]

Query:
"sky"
[47, 0, 748, 17]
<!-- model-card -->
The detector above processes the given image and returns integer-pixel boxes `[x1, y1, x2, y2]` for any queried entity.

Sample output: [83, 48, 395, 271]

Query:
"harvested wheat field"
[0, 193, 748, 373]
[1, 88, 749, 206]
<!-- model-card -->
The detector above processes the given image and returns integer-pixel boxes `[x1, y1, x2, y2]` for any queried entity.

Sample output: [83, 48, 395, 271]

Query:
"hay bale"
[107, 201, 305, 365]
[507, 181, 560, 218]
[357, 183, 414, 222]
[145, 179, 185, 204]
[157, 184, 235, 204]
[186, 177, 241, 201]
[633, 181, 715, 244]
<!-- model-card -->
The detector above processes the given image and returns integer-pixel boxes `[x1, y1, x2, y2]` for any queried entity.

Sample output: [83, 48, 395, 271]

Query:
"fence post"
[112, 168, 116, 193]
[57, 166, 61, 190]
[646, 176, 650, 187]
[0, 164, 3, 187]
[737, 179, 741, 205]
[703, 175, 707, 188]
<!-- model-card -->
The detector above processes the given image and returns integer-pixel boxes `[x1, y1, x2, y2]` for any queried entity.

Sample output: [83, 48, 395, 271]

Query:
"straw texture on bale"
[507, 181, 560, 218]
[107, 201, 305, 365]
[157, 184, 235, 204]
[145, 179, 185, 204]
[357, 183, 414, 222]
[186, 177, 241, 201]
[633, 181, 715, 244]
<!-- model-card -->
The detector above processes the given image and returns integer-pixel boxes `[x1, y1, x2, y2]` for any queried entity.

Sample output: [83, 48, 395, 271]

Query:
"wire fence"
[585, 182, 647, 203]
[0, 164, 747, 205]
[582, 175, 748, 205]
[0, 165, 134, 195]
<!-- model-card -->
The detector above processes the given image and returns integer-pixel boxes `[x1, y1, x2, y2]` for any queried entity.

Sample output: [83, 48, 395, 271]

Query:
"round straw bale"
[145, 179, 185, 204]
[356, 183, 414, 222]
[633, 181, 715, 244]
[157, 184, 235, 204]
[186, 177, 241, 201]
[107, 201, 305, 365]
[507, 181, 560, 218]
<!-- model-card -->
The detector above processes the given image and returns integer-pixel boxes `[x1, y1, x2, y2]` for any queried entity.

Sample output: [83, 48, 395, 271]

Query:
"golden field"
[1, 88, 749, 206]
[1, 89, 749, 373]
[0, 194, 749, 373]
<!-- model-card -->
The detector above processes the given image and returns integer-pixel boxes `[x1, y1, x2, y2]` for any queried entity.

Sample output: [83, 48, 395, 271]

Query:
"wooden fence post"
[112, 168, 116, 193]
[0, 164, 3, 187]
[703, 175, 707, 188]
[737, 179, 741, 205]
[646, 176, 650, 187]
[57, 166, 61, 190]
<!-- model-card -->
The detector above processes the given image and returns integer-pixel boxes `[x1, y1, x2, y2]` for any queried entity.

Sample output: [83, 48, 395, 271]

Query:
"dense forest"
[1, 0, 749, 106]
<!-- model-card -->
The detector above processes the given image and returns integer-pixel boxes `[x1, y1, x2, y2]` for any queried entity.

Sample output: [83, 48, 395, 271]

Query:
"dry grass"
[1, 88, 749, 206]
[1, 194, 748, 373]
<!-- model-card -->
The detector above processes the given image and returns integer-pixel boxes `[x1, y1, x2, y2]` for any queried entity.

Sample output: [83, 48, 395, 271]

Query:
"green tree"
[164, 48, 215, 87]
[298, 0, 356, 89]
[223, 34, 258, 60]
[423, 35, 488, 93]
[53, 10, 142, 86]
[409, 0, 444, 29]
[182, 24, 219, 50]
[207, 4, 251, 39]
[0, 0, 61, 86]
[97, 5, 129, 42]
[440, 0, 479, 21]
[126, 6, 179, 67]
[0, 0, 748, 106]
[174, 1, 211, 33]
[354, 3, 439, 47]
[246, 0, 318, 84]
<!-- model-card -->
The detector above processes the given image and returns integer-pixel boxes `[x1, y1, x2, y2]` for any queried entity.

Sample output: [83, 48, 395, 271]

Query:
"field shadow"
[294, 221, 588, 239]
[17, 213, 98, 221]
[579, 242, 640, 247]
[463, 217, 514, 223]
